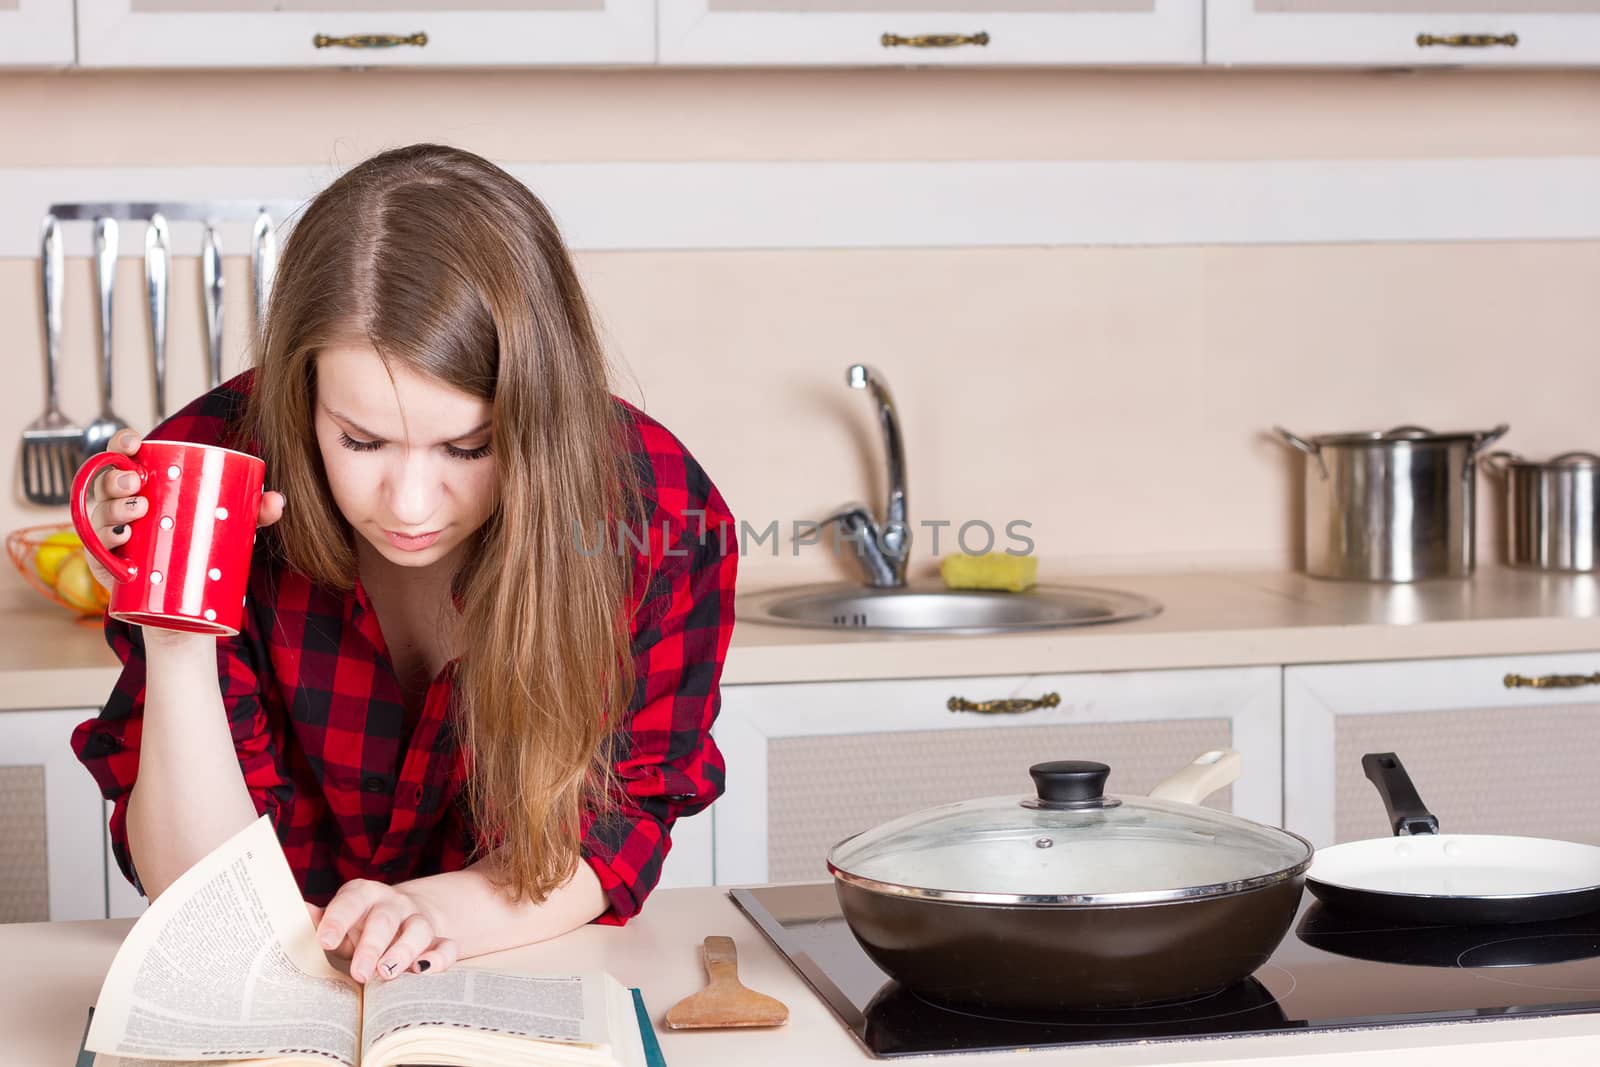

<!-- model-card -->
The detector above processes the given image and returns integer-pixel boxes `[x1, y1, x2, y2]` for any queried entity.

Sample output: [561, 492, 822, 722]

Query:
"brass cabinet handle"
[1416, 33, 1517, 49]
[1504, 671, 1600, 690]
[313, 32, 428, 50]
[949, 692, 1060, 714]
[882, 32, 990, 49]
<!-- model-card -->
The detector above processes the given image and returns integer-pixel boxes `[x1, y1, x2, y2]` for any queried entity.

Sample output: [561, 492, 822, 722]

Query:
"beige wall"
[3, 68, 1599, 589]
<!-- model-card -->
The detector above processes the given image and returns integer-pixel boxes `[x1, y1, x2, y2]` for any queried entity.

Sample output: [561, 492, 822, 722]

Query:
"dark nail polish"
[112, 525, 127, 535]
[417, 960, 431, 972]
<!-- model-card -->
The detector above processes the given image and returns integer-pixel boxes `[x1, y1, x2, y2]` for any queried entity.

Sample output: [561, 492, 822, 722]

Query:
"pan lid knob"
[1027, 761, 1119, 810]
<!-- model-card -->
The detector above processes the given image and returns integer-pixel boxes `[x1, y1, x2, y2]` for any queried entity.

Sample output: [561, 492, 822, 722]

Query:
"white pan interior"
[1311, 834, 1600, 897]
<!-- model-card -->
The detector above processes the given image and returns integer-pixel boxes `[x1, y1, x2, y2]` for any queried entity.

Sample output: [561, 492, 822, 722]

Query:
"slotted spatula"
[664, 936, 788, 1030]
[21, 215, 84, 506]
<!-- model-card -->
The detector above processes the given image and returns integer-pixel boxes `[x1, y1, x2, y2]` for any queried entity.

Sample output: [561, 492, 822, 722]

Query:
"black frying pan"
[1307, 752, 1600, 925]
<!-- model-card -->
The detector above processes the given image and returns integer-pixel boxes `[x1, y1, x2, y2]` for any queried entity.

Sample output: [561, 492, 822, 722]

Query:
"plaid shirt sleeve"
[68, 376, 292, 895]
[580, 410, 737, 925]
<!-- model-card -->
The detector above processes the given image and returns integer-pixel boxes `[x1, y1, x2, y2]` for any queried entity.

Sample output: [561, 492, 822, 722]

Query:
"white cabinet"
[1207, 0, 1600, 67]
[1285, 651, 1600, 849]
[75, 0, 655, 68]
[0, 0, 75, 67]
[104, 799, 147, 919]
[0, 709, 106, 922]
[713, 665, 1281, 885]
[654, 809, 714, 889]
[660, 0, 1202, 66]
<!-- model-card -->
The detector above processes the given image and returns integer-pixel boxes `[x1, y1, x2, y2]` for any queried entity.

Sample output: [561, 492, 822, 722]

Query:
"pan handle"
[1148, 749, 1242, 806]
[1362, 752, 1441, 837]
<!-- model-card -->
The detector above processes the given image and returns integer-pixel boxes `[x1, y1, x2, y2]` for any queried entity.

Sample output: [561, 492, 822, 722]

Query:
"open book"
[83, 816, 658, 1067]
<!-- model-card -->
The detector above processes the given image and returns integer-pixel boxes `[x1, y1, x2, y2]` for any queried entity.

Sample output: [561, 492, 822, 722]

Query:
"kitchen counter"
[4, 565, 1600, 708]
[7, 884, 1600, 1067]
[721, 564, 1600, 683]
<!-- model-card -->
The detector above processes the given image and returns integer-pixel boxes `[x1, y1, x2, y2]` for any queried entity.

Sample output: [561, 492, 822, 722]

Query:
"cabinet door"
[76, 0, 654, 68]
[653, 810, 713, 889]
[0, 0, 75, 67]
[660, 0, 1202, 66]
[104, 799, 147, 919]
[0, 709, 105, 922]
[1207, 1, 1600, 67]
[1285, 652, 1600, 848]
[714, 665, 1280, 885]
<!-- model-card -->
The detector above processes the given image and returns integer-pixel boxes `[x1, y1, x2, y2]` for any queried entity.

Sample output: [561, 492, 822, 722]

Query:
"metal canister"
[1486, 451, 1600, 573]
[1274, 425, 1509, 583]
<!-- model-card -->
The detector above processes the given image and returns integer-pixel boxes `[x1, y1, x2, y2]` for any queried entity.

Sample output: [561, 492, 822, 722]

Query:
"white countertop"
[8, 884, 1600, 1067]
[722, 566, 1600, 684]
[3, 565, 1600, 710]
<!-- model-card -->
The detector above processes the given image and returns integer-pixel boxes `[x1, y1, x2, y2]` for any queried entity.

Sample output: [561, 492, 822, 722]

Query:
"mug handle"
[70, 452, 146, 585]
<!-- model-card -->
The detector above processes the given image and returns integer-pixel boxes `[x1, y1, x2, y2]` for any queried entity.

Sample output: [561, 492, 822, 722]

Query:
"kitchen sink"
[738, 581, 1162, 634]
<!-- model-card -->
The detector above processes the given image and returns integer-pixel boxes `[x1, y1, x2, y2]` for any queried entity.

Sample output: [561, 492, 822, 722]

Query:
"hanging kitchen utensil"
[1274, 424, 1509, 582]
[144, 214, 170, 421]
[826, 749, 1313, 1011]
[82, 217, 129, 459]
[1485, 450, 1599, 573]
[663, 936, 788, 1030]
[1307, 752, 1600, 926]
[252, 208, 277, 336]
[21, 215, 85, 506]
[202, 222, 224, 389]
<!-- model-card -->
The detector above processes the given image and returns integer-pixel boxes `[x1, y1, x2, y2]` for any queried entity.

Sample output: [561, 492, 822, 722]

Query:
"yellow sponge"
[939, 553, 1039, 593]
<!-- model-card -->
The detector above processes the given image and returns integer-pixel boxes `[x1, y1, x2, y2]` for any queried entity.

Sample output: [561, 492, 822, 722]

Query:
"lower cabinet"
[0, 708, 105, 922]
[1284, 651, 1600, 849]
[655, 809, 713, 890]
[712, 666, 1282, 886]
[16, 649, 1600, 912]
[104, 802, 147, 919]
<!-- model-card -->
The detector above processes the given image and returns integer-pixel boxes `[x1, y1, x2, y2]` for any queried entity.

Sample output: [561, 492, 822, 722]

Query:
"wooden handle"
[703, 935, 739, 984]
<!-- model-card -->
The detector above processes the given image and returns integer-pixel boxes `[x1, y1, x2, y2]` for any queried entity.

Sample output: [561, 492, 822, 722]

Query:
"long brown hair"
[245, 143, 638, 904]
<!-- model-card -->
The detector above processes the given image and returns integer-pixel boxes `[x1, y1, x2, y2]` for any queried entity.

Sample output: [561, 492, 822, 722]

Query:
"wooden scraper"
[663, 935, 789, 1029]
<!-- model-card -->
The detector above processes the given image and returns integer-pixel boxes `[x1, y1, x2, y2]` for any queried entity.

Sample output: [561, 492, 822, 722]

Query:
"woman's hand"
[308, 881, 459, 983]
[82, 428, 287, 593]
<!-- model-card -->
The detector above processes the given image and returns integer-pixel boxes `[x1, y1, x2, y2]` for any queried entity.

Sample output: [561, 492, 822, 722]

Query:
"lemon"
[55, 553, 104, 615]
[34, 530, 83, 587]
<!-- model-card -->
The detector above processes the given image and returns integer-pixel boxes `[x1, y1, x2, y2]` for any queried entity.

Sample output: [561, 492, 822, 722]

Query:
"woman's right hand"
[83, 428, 287, 594]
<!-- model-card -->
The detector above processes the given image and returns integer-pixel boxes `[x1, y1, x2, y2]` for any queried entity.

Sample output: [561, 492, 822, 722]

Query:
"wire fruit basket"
[5, 522, 109, 623]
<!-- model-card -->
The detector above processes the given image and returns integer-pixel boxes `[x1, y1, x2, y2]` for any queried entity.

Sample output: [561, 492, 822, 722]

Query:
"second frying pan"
[1308, 752, 1600, 925]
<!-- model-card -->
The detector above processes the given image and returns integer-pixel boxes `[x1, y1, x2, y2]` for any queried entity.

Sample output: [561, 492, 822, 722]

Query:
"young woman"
[70, 143, 737, 986]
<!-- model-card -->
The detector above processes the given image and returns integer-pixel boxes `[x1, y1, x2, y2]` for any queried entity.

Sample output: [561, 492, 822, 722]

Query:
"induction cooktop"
[731, 883, 1600, 1058]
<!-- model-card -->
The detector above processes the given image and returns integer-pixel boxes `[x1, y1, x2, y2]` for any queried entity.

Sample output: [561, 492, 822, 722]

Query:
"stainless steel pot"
[1486, 451, 1600, 573]
[1274, 424, 1509, 583]
[825, 750, 1314, 1011]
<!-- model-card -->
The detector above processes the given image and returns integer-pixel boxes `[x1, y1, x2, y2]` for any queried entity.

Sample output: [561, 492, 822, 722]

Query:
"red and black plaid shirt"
[71, 373, 735, 924]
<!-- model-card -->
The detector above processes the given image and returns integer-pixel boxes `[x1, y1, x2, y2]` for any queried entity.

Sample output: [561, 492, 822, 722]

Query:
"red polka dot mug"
[70, 440, 266, 637]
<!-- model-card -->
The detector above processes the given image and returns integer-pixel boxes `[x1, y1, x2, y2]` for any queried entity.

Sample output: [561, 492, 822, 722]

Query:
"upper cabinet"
[1207, 0, 1600, 67]
[659, 0, 1203, 66]
[0, 0, 75, 67]
[75, 0, 655, 68]
[33, 0, 1600, 68]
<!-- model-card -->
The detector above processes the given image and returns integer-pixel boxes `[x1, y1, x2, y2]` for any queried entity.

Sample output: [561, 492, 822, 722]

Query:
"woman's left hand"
[307, 880, 459, 983]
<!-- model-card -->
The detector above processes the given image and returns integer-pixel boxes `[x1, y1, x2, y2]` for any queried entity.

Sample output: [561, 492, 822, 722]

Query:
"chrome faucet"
[822, 364, 911, 588]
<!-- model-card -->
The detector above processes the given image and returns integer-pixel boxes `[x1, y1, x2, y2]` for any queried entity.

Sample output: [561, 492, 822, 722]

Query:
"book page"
[361, 968, 616, 1063]
[85, 816, 361, 1066]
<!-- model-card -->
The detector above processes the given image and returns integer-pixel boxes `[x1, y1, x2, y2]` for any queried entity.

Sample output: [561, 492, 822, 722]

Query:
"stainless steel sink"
[739, 581, 1162, 634]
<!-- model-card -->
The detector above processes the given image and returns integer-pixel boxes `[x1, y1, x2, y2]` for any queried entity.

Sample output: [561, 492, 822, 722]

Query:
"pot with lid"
[825, 750, 1313, 1012]
[1274, 424, 1509, 582]
[1486, 451, 1600, 573]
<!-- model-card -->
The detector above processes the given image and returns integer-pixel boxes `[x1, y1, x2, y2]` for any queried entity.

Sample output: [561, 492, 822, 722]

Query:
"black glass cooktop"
[730, 883, 1600, 1059]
